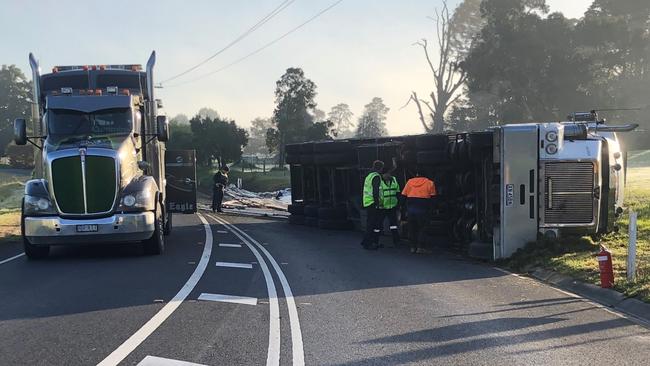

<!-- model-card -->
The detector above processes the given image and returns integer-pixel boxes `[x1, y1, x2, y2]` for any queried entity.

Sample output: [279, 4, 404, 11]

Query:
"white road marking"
[210, 214, 305, 366]
[97, 213, 213, 366]
[216, 230, 228, 234]
[137, 355, 207, 366]
[218, 243, 242, 248]
[216, 261, 253, 269]
[206, 214, 281, 366]
[0, 253, 25, 265]
[198, 293, 258, 306]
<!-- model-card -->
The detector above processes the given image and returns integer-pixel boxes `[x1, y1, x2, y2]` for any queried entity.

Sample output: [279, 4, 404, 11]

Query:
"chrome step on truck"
[14, 52, 173, 258]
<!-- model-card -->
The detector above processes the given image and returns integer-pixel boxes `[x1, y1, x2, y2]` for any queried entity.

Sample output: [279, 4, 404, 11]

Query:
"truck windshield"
[47, 108, 132, 138]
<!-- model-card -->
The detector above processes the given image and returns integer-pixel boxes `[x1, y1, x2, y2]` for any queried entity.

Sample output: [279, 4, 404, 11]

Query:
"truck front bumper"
[24, 212, 156, 246]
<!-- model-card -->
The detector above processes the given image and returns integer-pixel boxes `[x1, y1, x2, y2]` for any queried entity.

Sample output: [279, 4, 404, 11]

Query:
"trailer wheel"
[318, 219, 353, 230]
[21, 207, 49, 259]
[304, 205, 320, 218]
[285, 154, 300, 165]
[313, 153, 350, 165]
[143, 210, 165, 255]
[289, 215, 306, 225]
[416, 150, 447, 165]
[305, 216, 319, 227]
[416, 134, 449, 150]
[288, 204, 305, 215]
[318, 205, 348, 220]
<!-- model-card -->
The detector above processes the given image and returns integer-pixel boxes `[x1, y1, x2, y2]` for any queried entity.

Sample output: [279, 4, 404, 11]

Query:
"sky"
[0, 0, 592, 136]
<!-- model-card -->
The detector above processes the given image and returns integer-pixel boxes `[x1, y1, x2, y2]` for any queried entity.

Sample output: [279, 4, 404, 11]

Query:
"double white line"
[207, 213, 305, 366]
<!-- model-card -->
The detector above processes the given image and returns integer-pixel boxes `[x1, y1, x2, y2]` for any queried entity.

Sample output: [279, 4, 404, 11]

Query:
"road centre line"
[216, 230, 228, 234]
[137, 355, 208, 366]
[97, 213, 214, 366]
[198, 293, 258, 306]
[0, 253, 25, 265]
[218, 243, 242, 248]
[216, 261, 253, 269]
[206, 214, 281, 366]
[209, 214, 305, 366]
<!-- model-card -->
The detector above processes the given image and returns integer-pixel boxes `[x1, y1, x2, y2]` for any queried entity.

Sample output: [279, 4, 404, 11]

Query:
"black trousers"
[212, 188, 224, 211]
[361, 207, 400, 248]
[408, 213, 428, 249]
[377, 208, 400, 245]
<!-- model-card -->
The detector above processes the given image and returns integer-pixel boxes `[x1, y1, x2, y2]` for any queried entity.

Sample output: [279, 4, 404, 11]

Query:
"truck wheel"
[144, 211, 165, 255]
[163, 211, 173, 236]
[21, 210, 49, 259]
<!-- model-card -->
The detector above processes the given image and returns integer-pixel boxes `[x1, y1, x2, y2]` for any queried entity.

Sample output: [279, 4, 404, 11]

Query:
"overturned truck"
[285, 112, 637, 260]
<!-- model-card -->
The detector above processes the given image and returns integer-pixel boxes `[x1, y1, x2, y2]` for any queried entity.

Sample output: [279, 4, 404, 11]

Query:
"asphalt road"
[1, 212, 649, 365]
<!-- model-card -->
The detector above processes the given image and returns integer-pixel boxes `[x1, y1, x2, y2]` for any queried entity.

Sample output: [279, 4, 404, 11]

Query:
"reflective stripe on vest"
[362, 172, 380, 208]
[380, 177, 399, 209]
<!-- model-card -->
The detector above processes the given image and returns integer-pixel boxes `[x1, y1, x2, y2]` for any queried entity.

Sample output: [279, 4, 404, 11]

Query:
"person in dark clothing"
[360, 160, 384, 250]
[401, 170, 437, 254]
[212, 166, 229, 213]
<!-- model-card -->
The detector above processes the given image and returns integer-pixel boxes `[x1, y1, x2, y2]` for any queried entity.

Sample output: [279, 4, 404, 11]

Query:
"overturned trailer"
[285, 113, 637, 260]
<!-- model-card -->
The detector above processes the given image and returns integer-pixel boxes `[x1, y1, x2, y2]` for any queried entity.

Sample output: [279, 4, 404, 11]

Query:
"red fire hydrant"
[596, 245, 614, 288]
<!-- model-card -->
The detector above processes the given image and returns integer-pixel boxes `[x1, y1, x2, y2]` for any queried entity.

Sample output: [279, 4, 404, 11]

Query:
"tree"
[0, 65, 31, 155]
[406, 0, 483, 133]
[269, 67, 331, 166]
[197, 107, 220, 120]
[245, 117, 274, 154]
[328, 103, 355, 138]
[166, 120, 194, 151]
[190, 114, 248, 167]
[5, 143, 34, 168]
[356, 97, 389, 138]
[170, 114, 189, 125]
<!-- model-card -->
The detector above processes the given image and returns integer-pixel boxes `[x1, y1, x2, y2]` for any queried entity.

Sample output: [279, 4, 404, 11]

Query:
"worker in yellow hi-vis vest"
[376, 171, 401, 248]
[360, 160, 384, 250]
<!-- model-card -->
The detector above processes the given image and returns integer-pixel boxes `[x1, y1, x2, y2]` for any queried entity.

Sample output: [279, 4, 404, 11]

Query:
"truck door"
[165, 150, 197, 213]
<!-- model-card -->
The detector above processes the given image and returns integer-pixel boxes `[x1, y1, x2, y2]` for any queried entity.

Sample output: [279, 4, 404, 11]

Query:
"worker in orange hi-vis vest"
[401, 169, 437, 254]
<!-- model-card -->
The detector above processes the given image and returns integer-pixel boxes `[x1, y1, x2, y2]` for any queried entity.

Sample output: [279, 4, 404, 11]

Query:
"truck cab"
[14, 52, 171, 259]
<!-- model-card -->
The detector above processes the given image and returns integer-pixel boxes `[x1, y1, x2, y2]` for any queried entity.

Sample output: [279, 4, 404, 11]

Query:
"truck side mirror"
[14, 119, 27, 145]
[156, 115, 169, 142]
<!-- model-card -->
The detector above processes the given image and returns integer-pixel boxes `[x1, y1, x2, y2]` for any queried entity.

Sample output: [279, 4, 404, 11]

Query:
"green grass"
[506, 154, 650, 302]
[0, 210, 21, 245]
[197, 165, 290, 193]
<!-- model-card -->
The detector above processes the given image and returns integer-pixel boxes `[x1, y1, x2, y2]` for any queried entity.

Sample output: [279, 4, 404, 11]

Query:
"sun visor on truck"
[45, 95, 131, 113]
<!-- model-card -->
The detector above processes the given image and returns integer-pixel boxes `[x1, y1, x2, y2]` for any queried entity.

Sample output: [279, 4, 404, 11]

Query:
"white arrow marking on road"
[98, 213, 214, 366]
[216, 261, 253, 269]
[207, 214, 281, 366]
[0, 253, 25, 265]
[218, 243, 242, 248]
[209, 214, 305, 366]
[198, 293, 258, 306]
[137, 355, 207, 366]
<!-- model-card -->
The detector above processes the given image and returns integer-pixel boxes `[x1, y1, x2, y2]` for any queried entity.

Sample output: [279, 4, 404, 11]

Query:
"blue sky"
[1, 0, 592, 135]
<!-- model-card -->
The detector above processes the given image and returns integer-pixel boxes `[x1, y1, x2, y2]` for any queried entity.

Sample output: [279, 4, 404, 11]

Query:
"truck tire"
[318, 205, 347, 220]
[305, 216, 319, 227]
[285, 154, 300, 165]
[288, 204, 305, 215]
[313, 153, 350, 165]
[313, 141, 352, 153]
[304, 205, 319, 218]
[143, 210, 165, 255]
[318, 219, 353, 230]
[163, 210, 173, 236]
[416, 134, 449, 150]
[289, 215, 306, 225]
[21, 209, 49, 259]
[416, 150, 447, 165]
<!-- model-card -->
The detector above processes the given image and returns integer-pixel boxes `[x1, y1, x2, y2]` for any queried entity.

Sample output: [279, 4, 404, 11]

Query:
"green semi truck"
[13, 52, 172, 258]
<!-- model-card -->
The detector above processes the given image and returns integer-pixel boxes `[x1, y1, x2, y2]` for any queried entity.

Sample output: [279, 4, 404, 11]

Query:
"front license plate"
[76, 224, 98, 233]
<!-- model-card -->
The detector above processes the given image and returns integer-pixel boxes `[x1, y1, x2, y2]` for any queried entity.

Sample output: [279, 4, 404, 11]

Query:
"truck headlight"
[119, 191, 155, 211]
[545, 143, 558, 154]
[24, 195, 57, 215]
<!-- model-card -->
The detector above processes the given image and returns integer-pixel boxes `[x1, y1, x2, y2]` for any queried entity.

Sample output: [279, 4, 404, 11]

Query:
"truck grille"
[543, 162, 594, 224]
[51, 155, 117, 214]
